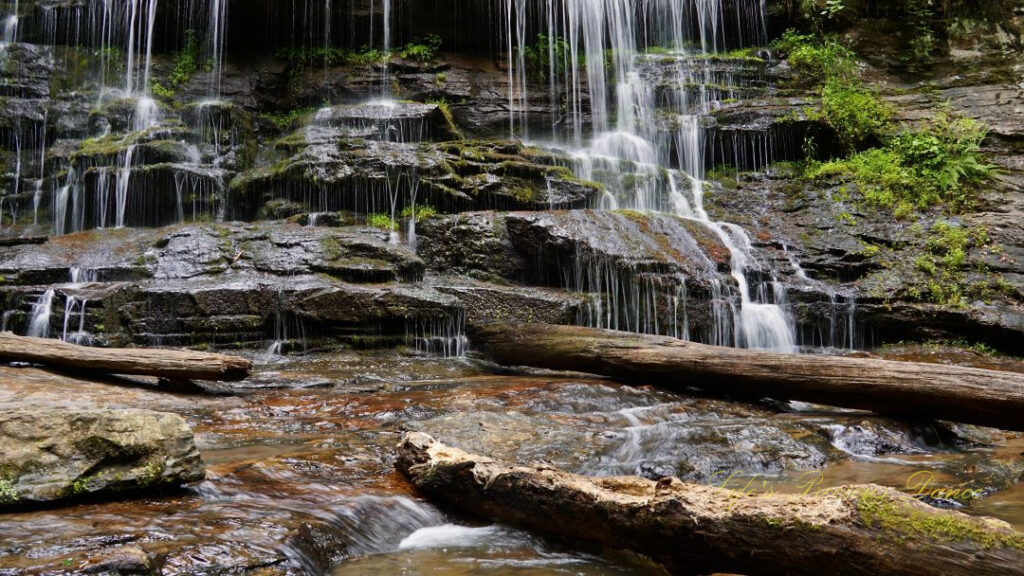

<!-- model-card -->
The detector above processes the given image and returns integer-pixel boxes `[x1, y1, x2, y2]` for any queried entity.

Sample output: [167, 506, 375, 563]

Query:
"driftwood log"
[468, 322, 1024, 431]
[0, 332, 251, 381]
[397, 432, 1024, 576]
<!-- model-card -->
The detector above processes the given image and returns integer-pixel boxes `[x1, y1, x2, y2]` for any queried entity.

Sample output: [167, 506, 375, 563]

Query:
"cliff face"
[0, 0, 1021, 352]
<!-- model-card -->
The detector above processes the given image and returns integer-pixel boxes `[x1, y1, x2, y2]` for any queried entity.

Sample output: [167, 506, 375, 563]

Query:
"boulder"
[0, 408, 205, 510]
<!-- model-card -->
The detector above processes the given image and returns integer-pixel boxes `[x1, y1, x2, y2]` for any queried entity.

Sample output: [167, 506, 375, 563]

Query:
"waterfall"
[408, 309, 468, 358]
[128, 0, 160, 130]
[504, 0, 795, 351]
[0, 0, 17, 56]
[26, 289, 55, 338]
[381, 0, 392, 98]
[115, 146, 136, 228]
[208, 0, 227, 97]
[61, 297, 90, 344]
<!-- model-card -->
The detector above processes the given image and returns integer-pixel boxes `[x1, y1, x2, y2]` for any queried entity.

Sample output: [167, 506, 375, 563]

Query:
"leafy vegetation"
[260, 107, 316, 131]
[895, 339, 999, 356]
[400, 205, 438, 222]
[779, 30, 994, 217]
[0, 477, 16, 505]
[150, 81, 174, 100]
[400, 35, 443, 62]
[806, 115, 993, 217]
[275, 45, 387, 78]
[519, 34, 581, 83]
[169, 30, 201, 87]
[788, 0, 1020, 66]
[819, 78, 891, 151]
[909, 220, 987, 306]
[773, 30, 854, 82]
[367, 213, 398, 231]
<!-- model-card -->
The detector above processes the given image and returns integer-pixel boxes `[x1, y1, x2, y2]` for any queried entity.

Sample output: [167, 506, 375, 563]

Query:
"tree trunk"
[397, 432, 1024, 576]
[0, 332, 251, 382]
[468, 322, 1024, 431]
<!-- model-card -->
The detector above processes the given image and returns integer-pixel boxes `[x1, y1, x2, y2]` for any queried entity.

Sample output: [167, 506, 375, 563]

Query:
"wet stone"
[0, 408, 205, 510]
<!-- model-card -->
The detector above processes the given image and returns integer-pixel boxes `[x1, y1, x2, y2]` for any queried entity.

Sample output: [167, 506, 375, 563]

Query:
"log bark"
[0, 235, 47, 247]
[468, 322, 1024, 431]
[397, 432, 1024, 576]
[0, 332, 251, 382]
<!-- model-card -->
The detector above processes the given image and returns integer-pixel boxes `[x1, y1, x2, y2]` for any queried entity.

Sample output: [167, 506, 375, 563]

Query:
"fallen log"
[468, 322, 1024, 431]
[397, 432, 1024, 576]
[0, 332, 251, 382]
[0, 235, 47, 247]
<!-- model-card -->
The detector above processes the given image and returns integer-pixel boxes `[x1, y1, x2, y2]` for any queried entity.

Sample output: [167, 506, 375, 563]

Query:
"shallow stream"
[0, 349, 1021, 574]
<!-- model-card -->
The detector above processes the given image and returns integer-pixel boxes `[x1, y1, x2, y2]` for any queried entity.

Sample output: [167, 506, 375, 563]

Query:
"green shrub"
[774, 30, 855, 82]
[260, 107, 315, 131]
[170, 30, 200, 87]
[820, 78, 891, 151]
[805, 115, 992, 217]
[367, 213, 397, 231]
[519, 34, 581, 83]
[400, 205, 438, 222]
[400, 35, 443, 62]
[150, 81, 174, 100]
[888, 116, 993, 212]
[275, 45, 386, 76]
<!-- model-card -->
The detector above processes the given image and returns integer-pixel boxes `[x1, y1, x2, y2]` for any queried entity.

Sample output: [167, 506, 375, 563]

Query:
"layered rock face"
[0, 0, 1020, 352]
[0, 408, 205, 510]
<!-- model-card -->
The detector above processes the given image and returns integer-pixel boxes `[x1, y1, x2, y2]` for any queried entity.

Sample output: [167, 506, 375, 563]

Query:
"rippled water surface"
[0, 349, 1021, 574]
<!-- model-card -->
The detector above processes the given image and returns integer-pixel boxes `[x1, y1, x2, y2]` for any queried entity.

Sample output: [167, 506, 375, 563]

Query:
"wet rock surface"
[1, 2, 1023, 574]
[0, 354, 1021, 574]
[0, 408, 205, 510]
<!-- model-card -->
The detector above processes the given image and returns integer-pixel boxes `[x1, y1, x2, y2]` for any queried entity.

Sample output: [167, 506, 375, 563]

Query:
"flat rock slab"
[0, 408, 205, 510]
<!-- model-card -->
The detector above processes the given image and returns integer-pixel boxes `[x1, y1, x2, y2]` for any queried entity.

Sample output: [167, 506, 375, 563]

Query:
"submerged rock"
[0, 408, 205, 510]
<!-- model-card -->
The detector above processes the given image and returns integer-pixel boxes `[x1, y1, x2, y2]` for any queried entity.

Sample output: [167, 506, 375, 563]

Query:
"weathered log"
[397, 432, 1024, 576]
[0, 235, 47, 247]
[468, 322, 1024, 431]
[0, 332, 251, 381]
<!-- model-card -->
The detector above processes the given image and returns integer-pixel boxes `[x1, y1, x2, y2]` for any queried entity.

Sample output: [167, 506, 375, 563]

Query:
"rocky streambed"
[1, 0, 1023, 573]
[0, 349, 1022, 575]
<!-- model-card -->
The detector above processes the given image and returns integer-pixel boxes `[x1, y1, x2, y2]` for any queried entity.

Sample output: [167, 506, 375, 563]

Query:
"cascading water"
[207, 0, 227, 97]
[505, 0, 797, 351]
[0, 0, 18, 56]
[26, 289, 55, 338]
[125, 0, 160, 129]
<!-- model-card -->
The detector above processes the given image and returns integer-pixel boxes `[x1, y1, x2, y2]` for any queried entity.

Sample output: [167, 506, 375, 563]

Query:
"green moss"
[0, 478, 17, 505]
[691, 46, 764, 62]
[261, 107, 316, 132]
[137, 460, 166, 488]
[507, 184, 538, 203]
[427, 98, 463, 139]
[857, 490, 1024, 549]
[74, 133, 139, 159]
